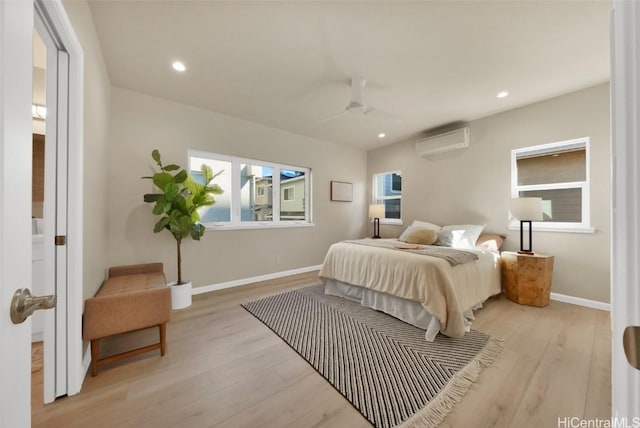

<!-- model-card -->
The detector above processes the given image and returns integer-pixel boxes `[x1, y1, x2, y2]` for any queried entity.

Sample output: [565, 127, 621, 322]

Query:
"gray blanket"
[343, 238, 479, 267]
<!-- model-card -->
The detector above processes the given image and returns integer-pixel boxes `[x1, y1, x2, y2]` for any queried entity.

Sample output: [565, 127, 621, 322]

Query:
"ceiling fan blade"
[364, 107, 403, 123]
[319, 108, 349, 123]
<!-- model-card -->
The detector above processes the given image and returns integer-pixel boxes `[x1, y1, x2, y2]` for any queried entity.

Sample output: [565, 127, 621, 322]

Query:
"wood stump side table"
[501, 251, 554, 307]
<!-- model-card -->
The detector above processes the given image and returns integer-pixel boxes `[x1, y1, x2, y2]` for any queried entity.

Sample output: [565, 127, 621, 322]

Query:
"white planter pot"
[169, 281, 192, 310]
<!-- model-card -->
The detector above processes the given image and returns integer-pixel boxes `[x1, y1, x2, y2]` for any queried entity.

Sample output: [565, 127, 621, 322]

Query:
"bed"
[318, 226, 502, 341]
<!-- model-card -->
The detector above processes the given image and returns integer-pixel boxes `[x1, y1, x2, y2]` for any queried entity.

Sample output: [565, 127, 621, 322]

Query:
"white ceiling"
[88, 1, 611, 150]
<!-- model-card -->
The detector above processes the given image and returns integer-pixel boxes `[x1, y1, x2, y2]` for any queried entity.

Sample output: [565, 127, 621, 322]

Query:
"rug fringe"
[397, 337, 504, 428]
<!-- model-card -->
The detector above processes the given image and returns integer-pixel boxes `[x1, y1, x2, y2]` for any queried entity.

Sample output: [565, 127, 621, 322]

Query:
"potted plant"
[142, 149, 223, 309]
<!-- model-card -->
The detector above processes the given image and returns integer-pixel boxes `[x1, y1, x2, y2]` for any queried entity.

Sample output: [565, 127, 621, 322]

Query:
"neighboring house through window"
[511, 137, 593, 232]
[283, 186, 294, 201]
[373, 171, 402, 224]
[189, 150, 312, 228]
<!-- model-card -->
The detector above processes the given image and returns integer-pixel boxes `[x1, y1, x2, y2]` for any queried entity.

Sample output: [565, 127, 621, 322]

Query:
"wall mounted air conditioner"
[415, 127, 470, 158]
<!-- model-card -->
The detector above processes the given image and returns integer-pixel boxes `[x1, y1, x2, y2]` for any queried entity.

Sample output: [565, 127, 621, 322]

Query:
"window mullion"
[273, 167, 281, 224]
[306, 171, 311, 223]
[231, 160, 241, 225]
[516, 181, 586, 192]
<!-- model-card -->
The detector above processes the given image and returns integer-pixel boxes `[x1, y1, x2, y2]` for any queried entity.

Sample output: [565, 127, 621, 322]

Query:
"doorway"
[33, 6, 70, 405]
[31, 0, 84, 406]
[31, 27, 48, 405]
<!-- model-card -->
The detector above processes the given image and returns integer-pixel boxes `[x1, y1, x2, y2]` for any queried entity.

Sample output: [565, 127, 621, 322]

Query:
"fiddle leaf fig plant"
[143, 149, 223, 285]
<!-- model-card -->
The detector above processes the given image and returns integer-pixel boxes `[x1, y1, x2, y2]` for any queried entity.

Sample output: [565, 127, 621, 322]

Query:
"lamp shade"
[368, 204, 385, 219]
[510, 197, 543, 221]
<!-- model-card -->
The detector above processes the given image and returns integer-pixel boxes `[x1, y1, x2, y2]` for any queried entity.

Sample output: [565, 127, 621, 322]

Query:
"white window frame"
[373, 170, 403, 225]
[188, 149, 313, 229]
[510, 137, 594, 234]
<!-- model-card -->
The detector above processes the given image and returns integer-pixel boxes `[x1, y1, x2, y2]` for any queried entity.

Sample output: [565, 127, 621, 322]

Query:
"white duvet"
[318, 239, 501, 338]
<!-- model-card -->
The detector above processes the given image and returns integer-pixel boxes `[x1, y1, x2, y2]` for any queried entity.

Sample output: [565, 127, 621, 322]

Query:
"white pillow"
[436, 224, 485, 249]
[411, 220, 441, 231]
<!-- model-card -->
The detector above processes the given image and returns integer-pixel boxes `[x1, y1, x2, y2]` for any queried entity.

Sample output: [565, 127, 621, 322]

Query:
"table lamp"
[368, 204, 385, 239]
[510, 197, 543, 254]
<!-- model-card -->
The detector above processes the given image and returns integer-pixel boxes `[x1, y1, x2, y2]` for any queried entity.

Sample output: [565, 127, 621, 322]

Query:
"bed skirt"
[323, 279, 478, 342]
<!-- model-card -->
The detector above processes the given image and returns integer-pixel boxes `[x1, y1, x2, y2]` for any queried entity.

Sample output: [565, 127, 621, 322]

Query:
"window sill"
[379, 219, 403, 226]
[508, 224, 595, 234]
[205, 222, 315, 231]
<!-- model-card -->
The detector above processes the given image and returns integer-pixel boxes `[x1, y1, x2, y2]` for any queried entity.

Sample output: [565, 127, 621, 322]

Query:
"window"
[280, 170, 306, 221]
[189, 150, 312, 228]
[373, 171, 402, 224]
[511, 137, 592, 232]
[189, 157, 232, 223]
[241, 163, 273, 222]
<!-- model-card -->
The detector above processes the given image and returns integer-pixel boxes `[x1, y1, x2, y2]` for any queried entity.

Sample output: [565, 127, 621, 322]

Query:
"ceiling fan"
[320, 74, 401, 123]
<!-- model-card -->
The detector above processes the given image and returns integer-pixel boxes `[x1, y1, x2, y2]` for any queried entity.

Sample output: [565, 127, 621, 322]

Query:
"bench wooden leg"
[91, 339, 100, 377]
[89, 325, 167, 376]
[159, 323, 166, 356]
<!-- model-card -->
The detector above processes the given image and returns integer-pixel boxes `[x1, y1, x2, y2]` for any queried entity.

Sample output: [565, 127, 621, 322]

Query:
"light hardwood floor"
[32, 271, 611, 427]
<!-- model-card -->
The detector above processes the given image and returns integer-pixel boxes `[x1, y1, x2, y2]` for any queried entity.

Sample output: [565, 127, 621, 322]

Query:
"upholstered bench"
[83, 262, 171, 376]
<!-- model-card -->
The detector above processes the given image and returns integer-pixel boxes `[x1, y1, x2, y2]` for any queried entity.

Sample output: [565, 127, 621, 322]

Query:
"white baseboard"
[32, 332, 43, 342]
[192, 265, 322, 296]
[81, 345, 92, 384]
[550, 292, 610, 311]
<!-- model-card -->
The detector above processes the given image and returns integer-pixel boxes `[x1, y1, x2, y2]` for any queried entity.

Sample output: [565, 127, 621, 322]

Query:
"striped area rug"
[242, 284, 502, 428]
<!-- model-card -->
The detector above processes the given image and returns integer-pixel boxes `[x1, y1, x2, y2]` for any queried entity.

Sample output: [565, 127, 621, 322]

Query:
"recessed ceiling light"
[172, 61, 186, 72]
[497, 91, 509, 98]
[378, 133, 386, 138]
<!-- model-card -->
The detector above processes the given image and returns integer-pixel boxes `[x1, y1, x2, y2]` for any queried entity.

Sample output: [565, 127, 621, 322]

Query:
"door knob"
[10, 288, 56, 324]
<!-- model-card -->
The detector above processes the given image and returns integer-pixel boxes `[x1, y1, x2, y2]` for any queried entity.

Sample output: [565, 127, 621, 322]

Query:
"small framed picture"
[330, 181, 352, 202]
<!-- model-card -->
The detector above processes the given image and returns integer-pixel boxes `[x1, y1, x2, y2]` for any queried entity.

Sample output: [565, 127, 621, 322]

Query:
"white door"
[32, 0, 85, 401]
[611, 0, 640, 419]
[52, 49, 70, 400]
[35, 9, 70, 401]
[0, 0, 37, 426]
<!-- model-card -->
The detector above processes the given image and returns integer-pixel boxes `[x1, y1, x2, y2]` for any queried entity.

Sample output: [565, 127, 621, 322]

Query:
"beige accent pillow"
[405, 229, 438, 245]
[411, 220, 441, 231]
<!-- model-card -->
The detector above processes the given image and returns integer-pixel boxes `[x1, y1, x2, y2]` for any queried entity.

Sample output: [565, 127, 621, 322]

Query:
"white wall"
[368, 83, 611, 303]
[107, 87, 367, 288]
[62, 0, 111, 300]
